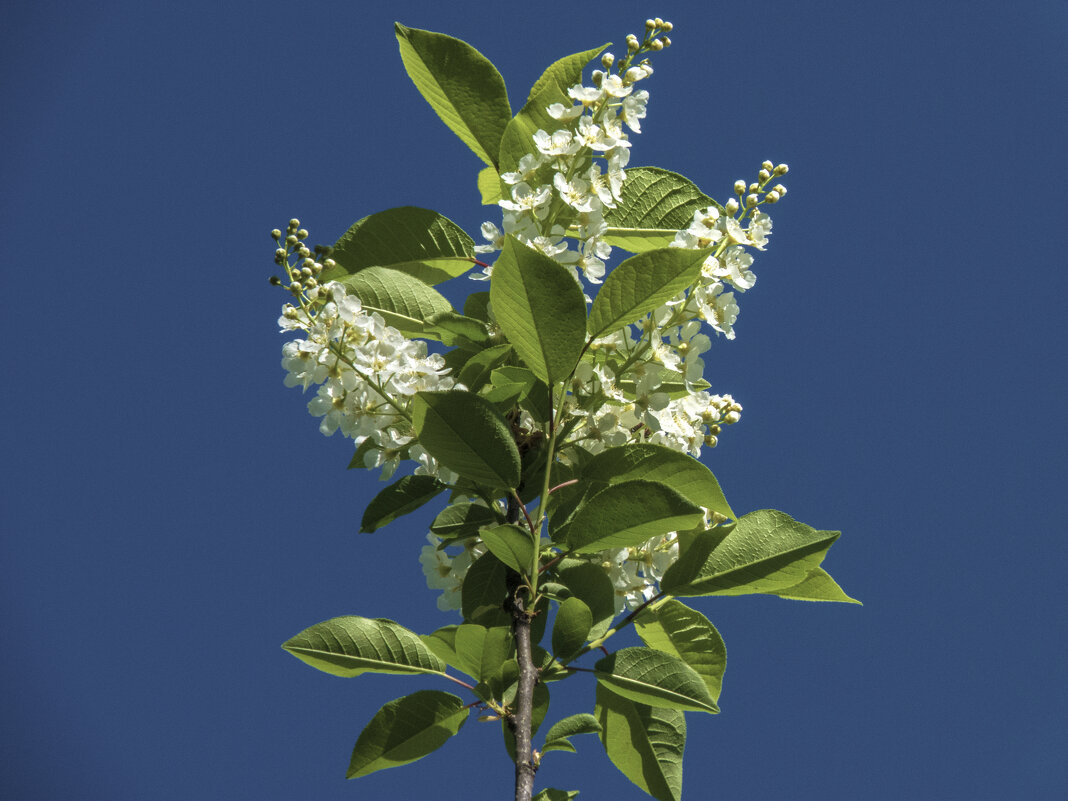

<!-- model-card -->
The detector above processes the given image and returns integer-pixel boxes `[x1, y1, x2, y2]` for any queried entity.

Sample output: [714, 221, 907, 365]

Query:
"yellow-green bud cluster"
[268, 218, 335, 302]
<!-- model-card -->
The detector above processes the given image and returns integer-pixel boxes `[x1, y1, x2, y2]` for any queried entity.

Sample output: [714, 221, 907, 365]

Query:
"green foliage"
[603, 168, 722, 252]
[765, 566, 861, 604]
[594, 647, 719, 714]
[497, 44, 607, 175]
[454, 624, 515, 681]
[533, 790, 580, 801]
[360, 475, 446, 533]
[586, 246, 713, 339]
[461, 551, 511, 627]
[395, 23, 512, 168]
[479, 523, 537, 576]
[347, 690, 468, 778]
[566, 480, 705, 554]
[595, 684, 686, 801]
[429, 502, 503, 541]
[551, 597, 592, 661]
[478, 165, 503, 204]
[541, 713, 601, 755]
[490, 237, 588, 386]
[411, 390, 521, 489]
[283, 616, 447, 678]
[661, 509, 841, 597]
[635, 599, 727, 703]
[337, 266, 452, 339]
[328, 206, 475, 285]
[553, 559, 617, 641]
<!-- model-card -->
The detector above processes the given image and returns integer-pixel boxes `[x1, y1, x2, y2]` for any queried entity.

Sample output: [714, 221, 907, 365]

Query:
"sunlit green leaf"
[453, 624, 514, 681]
[335, 266, 452, 339]
[430, 502, 503, 541]
[458, 343, 514, 393]
[636, 599, 727, 703]
[426, 310, 490, 347]
[347, 690, 467, 778]
[541, 713, 601, 755]
[532, 790, 579, 801]
[395, 23, 511, 167]
[765, 566, 861, 604]
[596, 684, 685, 801]
[490, 237, 587, 386]
[478, 165, 502, 204]
[587, 246, 712, 339]
[283, 616, 447, 678]
[327, 206, 476, 285]
[581, 443, 735, 520]
[497, 44, 607, 175]
[603, 167, 722, 252]
[594, 647, 718, 713]
[661, 509, 842, 597]
[412, 390, 521, 489]
[567, 480, 704, 554]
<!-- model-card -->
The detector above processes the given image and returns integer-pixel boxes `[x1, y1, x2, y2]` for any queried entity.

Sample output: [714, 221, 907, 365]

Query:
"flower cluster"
[272, 221, 459, 481]
[473, 20, 672, 287]
[419, 533, 487, 611]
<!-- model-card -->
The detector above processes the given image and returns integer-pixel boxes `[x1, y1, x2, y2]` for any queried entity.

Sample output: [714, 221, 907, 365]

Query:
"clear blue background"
[3, 1, 1066, 799]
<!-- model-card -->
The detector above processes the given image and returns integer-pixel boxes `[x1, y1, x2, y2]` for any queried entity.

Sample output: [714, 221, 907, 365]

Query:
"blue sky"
[3, 1, 1066, 799]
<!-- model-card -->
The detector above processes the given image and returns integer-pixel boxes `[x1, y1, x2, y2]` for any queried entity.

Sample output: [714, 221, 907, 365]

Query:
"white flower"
[547, 102, 584, 121]
[747, 211, 773, 250]
[532, 129, 577, 157]
[620, 89, 649, 133]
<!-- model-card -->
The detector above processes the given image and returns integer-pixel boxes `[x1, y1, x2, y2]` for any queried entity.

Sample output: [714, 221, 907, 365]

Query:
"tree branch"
[506, 495, 538, 801]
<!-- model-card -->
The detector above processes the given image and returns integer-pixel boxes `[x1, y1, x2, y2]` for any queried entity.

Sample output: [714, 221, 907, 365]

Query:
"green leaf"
[327, 206, 476, 286]
[661, 509, 843, 597]
[336, 266, 452, 339]
[587, 246, 712, 339]
[603, 167, 723, 252]
[464, 291, 492, 322]
[412, 390, 521, 489]
[347, 690, 467, 778]
[541, 713, 601, 755]
[596, 684, 685, 801]
[635, 599, 727, 703]
[533, 790, 579, 801]
[453, 624, 514, 681]
[567, 480, 705, 554]
[429, 502, 503, 540]
[479, 523, 537, 576]
[581, 443, 735, 520]
[498, 44, 607, 174]
[765, 567, 862, 604]
[359, 475, 445, 533]
[555, 559, 618, 641]
[478, 166, 503, 205]
[594, 647, 719, 713]
[394, 23, 512, 167]
[461, 551, 511, 627]
[490, 237, 587, 386]
[283, 616, 447, 678]
[482, 365, 537, 405]
[420, 626, 462, 671]
[552, 597, 592, 662]
[458, 343, 514, 393]
[426, 311, 490, 347]
[347, 437, 378, 470]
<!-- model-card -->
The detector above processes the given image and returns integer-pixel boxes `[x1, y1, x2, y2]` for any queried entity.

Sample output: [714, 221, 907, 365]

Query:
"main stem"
[506, 495, 537, 801]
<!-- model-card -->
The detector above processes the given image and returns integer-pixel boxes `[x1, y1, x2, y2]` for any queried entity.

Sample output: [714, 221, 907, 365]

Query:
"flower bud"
[725, 198, 740, 215]
[323, 258, 337, 270]
[734, 180, 747, 195]
[765, 190, 780, 203]
[645, 18, 656, 29]
[660, 36, 671, 48]
[746, 193, 758, 207]
[654, 17, 664, 27]
[289, 281, 302, 293]
[762, 160, 774, 171]
[275, 248, 287, 260]
[749, 182, 759, 193]
[773, 184, 787, 195]
[661, 20, 673, 32]
[302, 257, 315, 269]
[725, 411, 741, 424]
[296, 228, 309, 240]
[705, 434, 719, 448]
[650, 39, 663, 51]
[288, 218, 300, 230]
[270, 229, 282, 240]
[269, 275, 282, 286]
[601, 52, 615, 69]
[774, 163, 789, 175]
[300, 266, 313, 277]
[758, 168, 771, 182]
[298, 247, 311, 258]
[286, 234, 298, 245]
